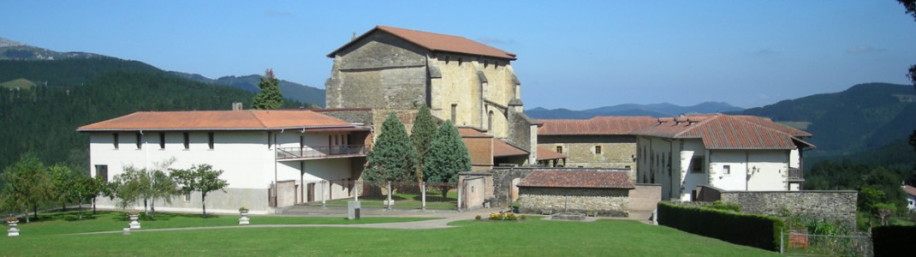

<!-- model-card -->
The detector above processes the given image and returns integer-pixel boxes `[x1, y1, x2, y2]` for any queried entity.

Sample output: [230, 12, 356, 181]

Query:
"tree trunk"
[441, 185, 449, 199]
[150, 199, 156, 220]
[32, 204, 38, 220]
[24, 210, 29, 223]
[92, 197, 97, 215]
[201, 193, 207, 217]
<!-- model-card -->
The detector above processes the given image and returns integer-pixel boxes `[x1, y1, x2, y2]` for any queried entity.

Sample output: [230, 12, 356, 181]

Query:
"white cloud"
[846, 45, 884, 54]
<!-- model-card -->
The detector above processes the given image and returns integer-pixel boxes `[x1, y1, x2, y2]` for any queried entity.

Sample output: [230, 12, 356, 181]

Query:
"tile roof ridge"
[671, 114, 718, 138]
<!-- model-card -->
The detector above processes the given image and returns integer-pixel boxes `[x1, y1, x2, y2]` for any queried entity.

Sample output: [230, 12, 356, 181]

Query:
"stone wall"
[518, 187, 630, 217]
[326, 31, 429, 109]
[700, 186, 858, 229]
[315, 108, 374, 125]
[491, 167, 538, 207]
[539, 135, 638, 180]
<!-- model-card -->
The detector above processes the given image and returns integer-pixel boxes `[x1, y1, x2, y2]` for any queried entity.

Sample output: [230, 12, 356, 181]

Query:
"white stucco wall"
[636, 135, 796, 201]
[87, 130, 358, 212]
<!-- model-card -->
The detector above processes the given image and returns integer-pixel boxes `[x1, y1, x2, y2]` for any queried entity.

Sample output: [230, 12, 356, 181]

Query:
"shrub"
[520, 215, 527, 221]
[872, 225, 916, 257]
[475, 215, 481, 221]
[657, 201, 783, 251]
[709, 200, 740, 212]
[487, 212, 519, 221]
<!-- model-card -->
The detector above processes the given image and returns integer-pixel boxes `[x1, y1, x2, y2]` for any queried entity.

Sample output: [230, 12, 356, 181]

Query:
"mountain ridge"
[526, 101, 743, 119]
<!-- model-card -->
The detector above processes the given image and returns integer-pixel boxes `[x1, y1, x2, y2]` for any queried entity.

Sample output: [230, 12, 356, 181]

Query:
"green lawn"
[0, 211, 780, 256]
[311, 191, 459, 210]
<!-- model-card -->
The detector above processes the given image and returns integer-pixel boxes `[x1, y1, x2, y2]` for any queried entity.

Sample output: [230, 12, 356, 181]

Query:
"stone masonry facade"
[718, 190, 858, 229]
[519, 187, 630, 217]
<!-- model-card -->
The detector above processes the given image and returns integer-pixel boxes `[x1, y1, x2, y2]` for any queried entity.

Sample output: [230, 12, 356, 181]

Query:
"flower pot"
[238, 211, 250, 225]
[129, 214, 141, 229]
[7, 220, 19, 237]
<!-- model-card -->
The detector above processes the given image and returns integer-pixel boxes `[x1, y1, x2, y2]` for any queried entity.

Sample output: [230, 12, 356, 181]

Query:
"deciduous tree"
[423, 120, 471, 198]
[170, 164, 229, 217]
[0, 154, 53, 222]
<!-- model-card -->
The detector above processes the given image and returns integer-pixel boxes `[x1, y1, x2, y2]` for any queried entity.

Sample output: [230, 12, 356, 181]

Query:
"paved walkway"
[76, 207, 655, 235]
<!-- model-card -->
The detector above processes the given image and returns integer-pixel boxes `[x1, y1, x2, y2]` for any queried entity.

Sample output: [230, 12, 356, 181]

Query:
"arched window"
[488, 110, 494, 131]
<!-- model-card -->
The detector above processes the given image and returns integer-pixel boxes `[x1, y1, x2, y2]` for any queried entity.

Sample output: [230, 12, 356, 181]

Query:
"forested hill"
[168, 72, 325, 107]
[0, 58, 302, 172]
[738, 83, 916, 164]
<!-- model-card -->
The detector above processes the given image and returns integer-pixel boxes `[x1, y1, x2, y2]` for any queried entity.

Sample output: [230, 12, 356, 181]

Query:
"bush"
[488, 212, 519, 221]
[709, 200, 740, 212]
[872, 225, 916, 257]
[657, 201, 783, 251]
[475, 215, 481, 221]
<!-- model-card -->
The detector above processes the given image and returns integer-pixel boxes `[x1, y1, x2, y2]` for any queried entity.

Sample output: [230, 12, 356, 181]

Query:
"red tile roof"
[493, 139, 528, 157]
[633, 114, 813, 150]
[78, 110, 356, 132]
[538, 116, 658, 135]
[536, 146, 567, 161]
[457, 127, 492, 138]
[328, 25, 517, 60]
[519, 170, 634, 189]
[905, 185, 916, 197]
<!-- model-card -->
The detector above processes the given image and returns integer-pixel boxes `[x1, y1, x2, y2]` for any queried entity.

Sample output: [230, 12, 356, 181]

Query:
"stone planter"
[7, 220, 19, 237]
[238, 210, 250, 225]
[128, 214, 141, 229]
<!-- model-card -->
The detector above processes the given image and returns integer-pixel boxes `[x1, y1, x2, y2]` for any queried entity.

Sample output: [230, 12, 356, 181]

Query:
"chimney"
[232, 102, 243, 111]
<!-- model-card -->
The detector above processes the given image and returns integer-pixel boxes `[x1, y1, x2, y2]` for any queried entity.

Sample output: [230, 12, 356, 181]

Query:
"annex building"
[78, 109, 371, 213]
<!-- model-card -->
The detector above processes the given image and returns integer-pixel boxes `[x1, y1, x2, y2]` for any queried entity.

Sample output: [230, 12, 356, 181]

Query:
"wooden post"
[457, 180, 462, 212]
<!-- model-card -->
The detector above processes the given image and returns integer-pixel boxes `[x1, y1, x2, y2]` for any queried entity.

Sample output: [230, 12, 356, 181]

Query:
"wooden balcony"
[276, 145, 367, 161]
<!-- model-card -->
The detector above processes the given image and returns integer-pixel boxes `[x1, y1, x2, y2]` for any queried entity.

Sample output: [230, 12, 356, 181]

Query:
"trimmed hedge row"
[657, 201, 783, 251]
[872, 225, 916, 257]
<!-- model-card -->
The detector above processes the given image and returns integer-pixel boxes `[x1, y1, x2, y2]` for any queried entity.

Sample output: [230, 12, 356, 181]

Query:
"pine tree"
[252, 69, 283, 110]
[422, 120, 471, 198]
[364, 113, 416, 185]
[410, 105, 437, 183]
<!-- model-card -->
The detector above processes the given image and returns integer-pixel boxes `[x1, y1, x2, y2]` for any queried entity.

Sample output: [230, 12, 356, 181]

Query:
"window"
[451, 104, 457, 122]
[267, 132, 273, 149]
[556, 146, 563, 153]
[184, 192, 191, 202]
[136, 132, 142, 149]
[159, 133, 165, 149]
[487, 111, 494, 131]
[445, 56, 450, 64]
[183, 132, 190, 149]
[595, 145, 602, 154]
[691, 156, 705, 173]
[723, 165, 731, 175]
[95, 165, 108, 182]
[458, 58, 463, 66]
[112, 133, 119, 149]
[208, 132, 214, 149]
[484, 60, 488, 68]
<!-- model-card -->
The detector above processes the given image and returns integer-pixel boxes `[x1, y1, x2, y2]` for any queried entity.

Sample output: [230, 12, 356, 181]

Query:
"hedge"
[657, 201, 783, 251]
[872, 225, 916, 257]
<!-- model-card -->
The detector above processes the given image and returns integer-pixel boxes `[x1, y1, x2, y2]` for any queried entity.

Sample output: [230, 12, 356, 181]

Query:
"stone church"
[324, 26, 551, 167]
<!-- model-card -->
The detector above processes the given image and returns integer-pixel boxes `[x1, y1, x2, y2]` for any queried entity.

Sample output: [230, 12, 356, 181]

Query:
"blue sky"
[2, 1, 915, 109]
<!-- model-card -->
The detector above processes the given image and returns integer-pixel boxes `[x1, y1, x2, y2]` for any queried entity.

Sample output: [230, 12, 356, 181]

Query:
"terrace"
[276, 145, 367, 161]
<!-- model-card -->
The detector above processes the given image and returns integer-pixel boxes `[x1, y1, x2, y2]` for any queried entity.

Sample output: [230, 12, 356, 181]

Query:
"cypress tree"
[252, 69, 283, 110]
[364, 113, 416, 185]
[410, 105, 437, 183]
[423, 120, 471, 198]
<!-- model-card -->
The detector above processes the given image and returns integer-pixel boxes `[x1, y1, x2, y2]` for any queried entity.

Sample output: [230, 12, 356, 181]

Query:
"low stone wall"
[518, 187, 629, 217]
[700, 186, 858, 229]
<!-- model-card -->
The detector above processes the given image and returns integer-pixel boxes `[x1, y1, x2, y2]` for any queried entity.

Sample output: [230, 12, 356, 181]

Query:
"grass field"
[0, 211, 780, 256]
[309, 191, 459, 210]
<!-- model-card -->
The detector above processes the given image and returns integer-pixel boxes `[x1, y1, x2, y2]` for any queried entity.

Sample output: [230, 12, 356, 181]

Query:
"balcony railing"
[788, 168, 804, 181]
[277, 145, 367, 160]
